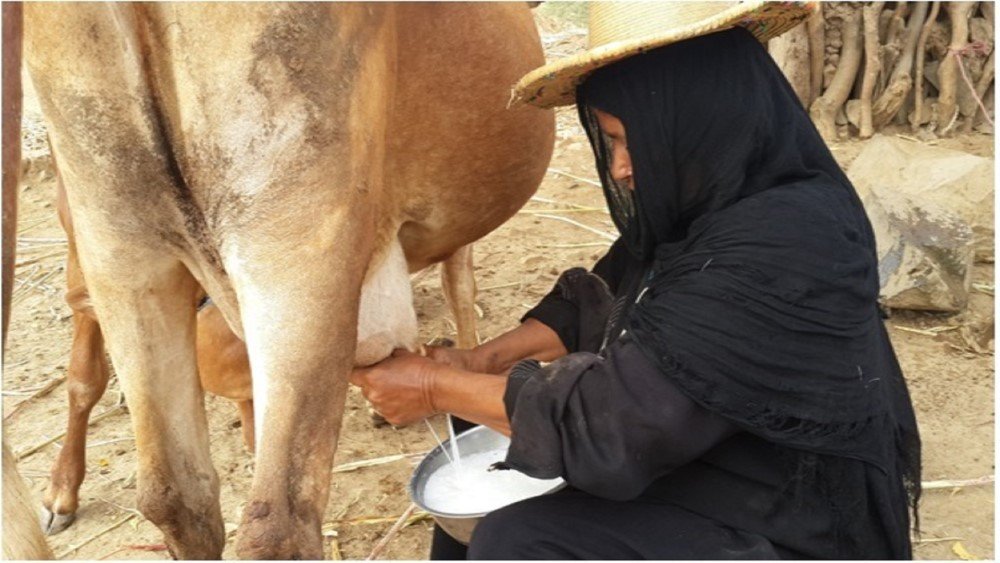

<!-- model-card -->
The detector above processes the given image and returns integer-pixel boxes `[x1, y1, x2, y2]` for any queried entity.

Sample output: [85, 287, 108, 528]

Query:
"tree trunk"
[912, 1, 942, 131]
[877, 8, 893, 43]
[860, 2, 886, 138]
[770, 22, 812, 108]
[879, 2, 911, 94]
[822, 4, 845, 90]
[811, 5, 863, 141]
[981, 2, 994, 23]
[959, 11, 992, 131]
[977, 84, 995, 132]
[937, 2, 976, 135]
[807, 8, 826, 107]
[872, 1, 929, 128]
[971, 49, 995, 127]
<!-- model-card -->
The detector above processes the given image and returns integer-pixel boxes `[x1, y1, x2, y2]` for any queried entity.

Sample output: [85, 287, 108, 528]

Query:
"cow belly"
[354, 239, 418, 367]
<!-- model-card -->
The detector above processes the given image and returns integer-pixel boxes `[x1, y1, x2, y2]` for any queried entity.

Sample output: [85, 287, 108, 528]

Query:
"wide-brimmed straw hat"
[512, 1, 818, 109]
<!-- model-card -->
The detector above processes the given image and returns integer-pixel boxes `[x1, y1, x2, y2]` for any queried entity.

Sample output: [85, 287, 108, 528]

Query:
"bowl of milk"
[409, 424, 565, 544]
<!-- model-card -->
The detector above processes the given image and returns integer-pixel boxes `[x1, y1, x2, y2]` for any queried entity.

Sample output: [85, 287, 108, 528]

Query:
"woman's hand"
[352, 348, 515, 435]
[349, 349, 440, 427]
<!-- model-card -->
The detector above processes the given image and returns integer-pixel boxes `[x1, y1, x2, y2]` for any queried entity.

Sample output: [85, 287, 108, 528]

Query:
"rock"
[863, 189, 973, 312]
[848, 135, 994, 262]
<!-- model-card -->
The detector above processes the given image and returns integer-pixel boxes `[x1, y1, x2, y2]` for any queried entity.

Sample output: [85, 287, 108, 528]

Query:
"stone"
[862, 189, 973, 312]
[848, 135, 994, 262]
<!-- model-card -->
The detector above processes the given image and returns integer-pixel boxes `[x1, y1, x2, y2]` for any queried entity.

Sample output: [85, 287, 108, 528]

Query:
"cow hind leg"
[230, 228, 378, 559]
[42, 298, 109, 534]
[441, 244, 479, 349]
[83, 260, 224, 559]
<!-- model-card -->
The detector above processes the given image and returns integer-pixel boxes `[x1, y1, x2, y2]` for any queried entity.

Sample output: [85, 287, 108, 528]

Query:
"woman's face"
[593, 108, 634, 191]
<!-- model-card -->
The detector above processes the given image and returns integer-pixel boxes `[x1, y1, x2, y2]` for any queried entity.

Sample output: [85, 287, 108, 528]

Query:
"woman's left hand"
[349, 349, 441, 426]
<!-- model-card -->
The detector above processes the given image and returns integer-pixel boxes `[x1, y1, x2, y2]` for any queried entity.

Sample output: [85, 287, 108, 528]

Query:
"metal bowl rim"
[408, 426, 566, 519]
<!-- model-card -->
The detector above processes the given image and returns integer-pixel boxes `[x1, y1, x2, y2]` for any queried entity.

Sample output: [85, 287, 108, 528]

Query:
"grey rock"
[849, 135, 993, 261]
[864, 190, 973, 312]
[848, 136, 990, 312]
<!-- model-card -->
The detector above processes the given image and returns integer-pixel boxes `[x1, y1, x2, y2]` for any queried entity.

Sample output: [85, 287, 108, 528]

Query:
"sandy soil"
[3, 11, 994, 561]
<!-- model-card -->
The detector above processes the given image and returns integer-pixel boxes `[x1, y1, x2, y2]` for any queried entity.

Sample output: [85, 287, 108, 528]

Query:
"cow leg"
[82, 260, 223, 559]
[230, 229, 373, 560]
[441, 244, 479, 349]
[42, 298, 109, 534]
[42, 211, 111, 534]
[237, 400, 255, 453]
[40, 165, 108, 533]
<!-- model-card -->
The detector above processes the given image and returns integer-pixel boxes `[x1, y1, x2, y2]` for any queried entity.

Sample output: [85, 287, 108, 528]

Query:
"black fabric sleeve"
[500, 337, 738, 501]
[503, 359, 542, 417]
[589, 237, 632, 295]
[520, 239, 630, 353]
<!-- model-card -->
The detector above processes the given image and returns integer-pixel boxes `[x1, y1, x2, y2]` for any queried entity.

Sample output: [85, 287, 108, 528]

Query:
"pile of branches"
[769, 2, 995, 140]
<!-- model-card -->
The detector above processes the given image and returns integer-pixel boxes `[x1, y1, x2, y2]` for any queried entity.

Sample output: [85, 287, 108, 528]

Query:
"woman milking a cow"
[351, 2, 920, 560]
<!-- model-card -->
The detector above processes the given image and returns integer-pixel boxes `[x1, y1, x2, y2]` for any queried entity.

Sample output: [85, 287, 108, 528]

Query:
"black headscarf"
[576, 28, 920, 556]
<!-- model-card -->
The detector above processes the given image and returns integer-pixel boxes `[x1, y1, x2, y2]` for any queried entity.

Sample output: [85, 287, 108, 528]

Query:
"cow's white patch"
[223, 235, 417, 455]
[355, 239, 418, 366]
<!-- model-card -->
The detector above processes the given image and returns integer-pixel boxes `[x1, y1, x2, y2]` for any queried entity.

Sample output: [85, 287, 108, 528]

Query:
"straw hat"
[512, 1, 818, 109]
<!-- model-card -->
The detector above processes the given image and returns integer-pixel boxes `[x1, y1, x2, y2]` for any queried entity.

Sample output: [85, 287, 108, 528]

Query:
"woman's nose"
[611, 149, 633, 188]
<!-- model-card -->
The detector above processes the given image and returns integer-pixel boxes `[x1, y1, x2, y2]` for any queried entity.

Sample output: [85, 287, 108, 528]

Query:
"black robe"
[505, 239, 904, 559]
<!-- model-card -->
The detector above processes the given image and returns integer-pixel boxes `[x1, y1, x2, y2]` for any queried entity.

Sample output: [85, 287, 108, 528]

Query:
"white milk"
[423, 449, 563, 515]
[446, 414, 463, 470]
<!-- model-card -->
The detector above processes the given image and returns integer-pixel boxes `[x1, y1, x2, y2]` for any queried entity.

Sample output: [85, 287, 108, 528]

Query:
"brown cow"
[24, 3, 553, 559]
[3, 3, 54, 558]
[42, 168, 257, 534]
[42, 164, 478, 534]
[4, 444, 55, 560]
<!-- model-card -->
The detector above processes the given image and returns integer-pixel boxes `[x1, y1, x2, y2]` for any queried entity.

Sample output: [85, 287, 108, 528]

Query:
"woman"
[351, 2, 920, 559]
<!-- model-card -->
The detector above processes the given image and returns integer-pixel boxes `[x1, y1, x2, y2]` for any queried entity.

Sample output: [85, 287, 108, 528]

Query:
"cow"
[42, 161, 481, 534]
[3, 3, 54, 558]
[42, 166, 257, 535]
[4, 444, 55, 560]
[23, 3, 554, 559]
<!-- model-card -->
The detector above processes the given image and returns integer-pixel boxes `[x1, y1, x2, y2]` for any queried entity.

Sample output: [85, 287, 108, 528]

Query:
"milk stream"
[446, 414, 463, 470]
[423, 418, 454, 465]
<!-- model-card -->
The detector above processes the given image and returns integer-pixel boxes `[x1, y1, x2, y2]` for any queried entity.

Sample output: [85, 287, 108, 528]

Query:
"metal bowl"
[408, 425, 565, 545]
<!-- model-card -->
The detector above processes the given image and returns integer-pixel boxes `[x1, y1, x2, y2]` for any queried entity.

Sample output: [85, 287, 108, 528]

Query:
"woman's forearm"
[473, 318, 568, 374]
[432, 365, 512, 436]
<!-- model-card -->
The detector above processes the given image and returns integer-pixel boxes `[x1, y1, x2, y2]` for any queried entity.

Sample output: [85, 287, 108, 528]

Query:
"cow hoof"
[369, 408, 390, 428]
[40, 506, 75, 535]
[426, 336, 455, 348]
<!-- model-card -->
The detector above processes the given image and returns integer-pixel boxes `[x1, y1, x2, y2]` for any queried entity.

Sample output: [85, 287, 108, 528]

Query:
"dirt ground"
[3, 10, 994, 561]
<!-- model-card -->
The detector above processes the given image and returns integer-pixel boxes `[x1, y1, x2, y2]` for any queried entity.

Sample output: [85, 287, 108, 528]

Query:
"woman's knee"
[467, 501, 564, 560]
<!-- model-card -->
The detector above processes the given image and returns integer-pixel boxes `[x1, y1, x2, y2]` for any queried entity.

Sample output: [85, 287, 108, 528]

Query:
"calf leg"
[42, 295, 109, 534]
[441, 244, 479, 349]
[195, 302, 254, 452]
[82, 260, 224, 559]
[237, 400, 255, 453]
[43, 188, 110, 534]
